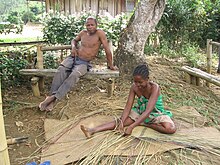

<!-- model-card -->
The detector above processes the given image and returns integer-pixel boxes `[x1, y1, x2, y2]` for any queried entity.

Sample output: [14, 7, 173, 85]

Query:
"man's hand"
[71, 47, 78, 57]
[108, 65, 118, 70]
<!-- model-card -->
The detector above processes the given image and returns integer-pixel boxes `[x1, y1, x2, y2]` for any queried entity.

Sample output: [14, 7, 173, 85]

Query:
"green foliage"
[157, 0, 220, 49]
[21, 11, 36, 24]
[42, 11, 128, 46]
[43, 52, 59, 69]
[0, 23, 23, 34]
[0, 51, 28, 87]
[0, 10, 23, 34]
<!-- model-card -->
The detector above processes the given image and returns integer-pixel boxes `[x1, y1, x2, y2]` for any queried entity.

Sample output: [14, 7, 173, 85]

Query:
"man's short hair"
[86, 16, 97, 25]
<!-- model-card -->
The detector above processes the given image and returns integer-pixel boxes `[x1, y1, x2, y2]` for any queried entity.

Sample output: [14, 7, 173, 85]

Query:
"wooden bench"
[181, 66, 220, 87]
[20, 68, 119, 97]
[19, 42, 119, 97]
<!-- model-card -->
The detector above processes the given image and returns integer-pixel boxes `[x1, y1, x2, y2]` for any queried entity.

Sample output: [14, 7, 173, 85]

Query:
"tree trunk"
[115, 0, 166, 75]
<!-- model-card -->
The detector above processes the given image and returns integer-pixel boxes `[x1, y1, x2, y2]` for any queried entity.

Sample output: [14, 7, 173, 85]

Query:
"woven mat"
[40, 106, 220, 164]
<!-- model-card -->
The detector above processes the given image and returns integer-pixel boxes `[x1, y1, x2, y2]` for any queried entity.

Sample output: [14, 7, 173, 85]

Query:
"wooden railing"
[206, 39, 220, 86]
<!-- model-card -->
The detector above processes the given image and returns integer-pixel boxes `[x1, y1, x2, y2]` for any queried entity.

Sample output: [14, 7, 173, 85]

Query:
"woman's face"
[133, 75, 148, 89]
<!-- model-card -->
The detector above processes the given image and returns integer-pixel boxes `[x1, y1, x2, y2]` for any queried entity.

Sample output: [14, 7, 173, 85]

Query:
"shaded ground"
[2, 56, 220, 165]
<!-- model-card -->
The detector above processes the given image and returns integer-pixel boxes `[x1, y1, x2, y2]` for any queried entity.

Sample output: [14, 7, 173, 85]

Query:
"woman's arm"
[120, 85, 136, 123]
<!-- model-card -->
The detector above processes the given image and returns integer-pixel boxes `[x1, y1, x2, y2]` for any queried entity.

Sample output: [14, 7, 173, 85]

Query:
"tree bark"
[115, 0, 166, 75]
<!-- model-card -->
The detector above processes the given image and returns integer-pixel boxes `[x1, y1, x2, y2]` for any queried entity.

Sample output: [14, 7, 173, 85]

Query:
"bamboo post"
[107, 40, 115, 97]
[107, 78, 115, 97]
[0, 81, 11, 164]
[218, 46, 220, 73]
[37, 44, 44, 91]
[31, 77, 40, 97]
[185, 73, 191, 84]
[206, 39, 212, 87]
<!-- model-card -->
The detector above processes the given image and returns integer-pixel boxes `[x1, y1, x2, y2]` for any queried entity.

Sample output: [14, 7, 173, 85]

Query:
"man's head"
[85, 17, 97, 34]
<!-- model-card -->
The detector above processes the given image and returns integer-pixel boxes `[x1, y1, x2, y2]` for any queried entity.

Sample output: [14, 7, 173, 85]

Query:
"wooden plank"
[41, 45, 71, 51]
[45, 0, 50, 12]
[64, 0, 70, 14]
[181, 66, 220, 87]
[19, 68, 119, 79]
[91, 0, 98, 13]
[69, 0, 75, 14]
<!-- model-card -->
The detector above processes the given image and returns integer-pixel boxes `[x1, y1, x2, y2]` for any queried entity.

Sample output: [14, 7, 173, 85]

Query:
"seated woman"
[81, 64, 176, 138]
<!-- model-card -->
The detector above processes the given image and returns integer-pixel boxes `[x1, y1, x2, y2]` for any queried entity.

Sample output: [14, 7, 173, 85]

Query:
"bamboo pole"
[37, 44, 44, 92]
[218, 46, 220, 73]
[206, 39, 212, 87]
[0, 81, 10, 164]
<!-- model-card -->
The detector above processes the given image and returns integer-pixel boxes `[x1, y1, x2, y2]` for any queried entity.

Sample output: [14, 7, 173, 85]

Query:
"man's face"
[85, 19, 97, 34]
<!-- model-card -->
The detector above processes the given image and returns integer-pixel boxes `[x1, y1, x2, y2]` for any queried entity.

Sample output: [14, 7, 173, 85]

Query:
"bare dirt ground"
[2, 56, 220, 165]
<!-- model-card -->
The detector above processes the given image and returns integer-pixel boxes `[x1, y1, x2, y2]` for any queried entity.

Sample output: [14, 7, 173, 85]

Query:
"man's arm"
[71, 31, 82, 56]
[98, 30, 117, 70]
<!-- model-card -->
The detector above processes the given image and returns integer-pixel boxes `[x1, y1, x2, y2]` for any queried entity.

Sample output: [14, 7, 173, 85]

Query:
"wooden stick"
[0, 81, 10, 164]
[7, 137, 28, 145]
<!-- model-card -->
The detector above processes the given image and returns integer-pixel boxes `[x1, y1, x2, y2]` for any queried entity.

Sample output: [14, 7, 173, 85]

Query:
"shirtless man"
[39, 17, 117, 111]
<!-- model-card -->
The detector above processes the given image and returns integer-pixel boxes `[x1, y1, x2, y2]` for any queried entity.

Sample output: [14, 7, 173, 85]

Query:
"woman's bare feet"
[39, 95, 56, 111]
[80, 125, 93, 138]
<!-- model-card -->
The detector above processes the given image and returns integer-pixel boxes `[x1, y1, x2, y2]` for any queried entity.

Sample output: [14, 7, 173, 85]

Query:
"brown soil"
[2, 56, 220, 165]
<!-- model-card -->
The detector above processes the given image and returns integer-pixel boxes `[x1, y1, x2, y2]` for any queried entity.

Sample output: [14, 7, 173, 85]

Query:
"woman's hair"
[133, 64, 149, 79]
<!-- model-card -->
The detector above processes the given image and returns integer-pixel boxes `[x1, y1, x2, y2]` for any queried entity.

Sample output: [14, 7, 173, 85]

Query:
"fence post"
[206, 39, 212, 87]
[218, 46, 220, 73]
[0, 81, 11, 165]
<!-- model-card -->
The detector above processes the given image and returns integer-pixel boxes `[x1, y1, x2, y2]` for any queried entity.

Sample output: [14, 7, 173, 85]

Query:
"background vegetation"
[0, 0, 44, 35]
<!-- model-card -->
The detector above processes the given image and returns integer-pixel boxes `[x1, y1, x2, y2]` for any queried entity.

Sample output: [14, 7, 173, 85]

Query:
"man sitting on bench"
[39, 16, 117, 111]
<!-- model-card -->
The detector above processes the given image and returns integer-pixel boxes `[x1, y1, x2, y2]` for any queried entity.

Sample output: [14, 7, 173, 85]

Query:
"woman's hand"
[124, 126, 133, 136]
[118, 121, 124, 134]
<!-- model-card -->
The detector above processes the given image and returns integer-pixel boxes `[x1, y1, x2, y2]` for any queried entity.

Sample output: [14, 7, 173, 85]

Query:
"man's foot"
[80, 125, 92, 138]
[45, 101, 55, 112]
[39, 95, 56, 111]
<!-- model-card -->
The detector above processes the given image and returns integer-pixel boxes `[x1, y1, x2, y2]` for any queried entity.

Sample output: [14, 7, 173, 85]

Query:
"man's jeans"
[50, 56, 90, 100]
